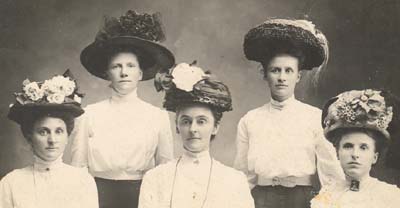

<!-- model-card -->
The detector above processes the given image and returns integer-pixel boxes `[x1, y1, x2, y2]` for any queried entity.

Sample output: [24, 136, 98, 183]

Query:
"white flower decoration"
[47, 93, 65, 104]
[171, 63, 205, 92]
[73, 94, 82, 104]
[23, 81, 44, 101]
[42, 76, 76, 96]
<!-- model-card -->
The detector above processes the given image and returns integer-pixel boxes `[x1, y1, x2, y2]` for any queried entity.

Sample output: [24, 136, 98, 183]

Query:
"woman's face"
[107, 52, 143, 95]
[176, 104, 219, 153]
[264, 54, 301, 102]
[29, 117, 68, 162]
[337, 131, 378, 180]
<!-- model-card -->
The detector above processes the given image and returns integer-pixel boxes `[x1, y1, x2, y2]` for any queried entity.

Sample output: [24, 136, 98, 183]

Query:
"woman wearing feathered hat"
[69, 10, 175, 208]
[234, 19, 344, 208]
[138, 63, 254, 208]
[310, 89, 400, 208]
[0, 71, 98, 208]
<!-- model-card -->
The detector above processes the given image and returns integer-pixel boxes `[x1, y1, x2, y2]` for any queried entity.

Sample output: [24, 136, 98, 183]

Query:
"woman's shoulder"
[372, 178, 400, 197]
[143, 159, 178, 179]
[0, 166, 33, 184]
[213, 160, 247, 181]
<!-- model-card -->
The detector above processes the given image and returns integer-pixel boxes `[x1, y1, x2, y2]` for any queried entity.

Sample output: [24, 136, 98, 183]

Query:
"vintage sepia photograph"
[0, 0, 399, 207]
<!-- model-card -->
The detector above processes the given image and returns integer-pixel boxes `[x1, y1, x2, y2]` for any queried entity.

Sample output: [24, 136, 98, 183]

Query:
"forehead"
[109, 52, 138, 63]
[339, 131, 376, 146]
[177, 104, 214, 118]
[266, 54, 299, 68]
[33, 117, 66, 128]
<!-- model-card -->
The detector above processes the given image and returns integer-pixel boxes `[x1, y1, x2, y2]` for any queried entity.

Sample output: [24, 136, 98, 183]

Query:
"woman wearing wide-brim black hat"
[1, 71, 99, 208]
[69, 10, 175, 208]
[234, 18, 344, 208]
[310, 89, 400, 208]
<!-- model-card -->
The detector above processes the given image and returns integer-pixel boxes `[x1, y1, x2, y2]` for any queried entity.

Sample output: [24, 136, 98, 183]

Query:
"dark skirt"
[95, 177, 142, 208]
[251, 185, 314, 208]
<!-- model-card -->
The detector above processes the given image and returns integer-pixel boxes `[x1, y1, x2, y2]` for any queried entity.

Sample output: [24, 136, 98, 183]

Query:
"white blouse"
[311, 176, 400, 208]
[138, 151, 255, 208]
[234, 96, 345, 188]
[69, 89, 174, 180]
[0, 155, 98, 208]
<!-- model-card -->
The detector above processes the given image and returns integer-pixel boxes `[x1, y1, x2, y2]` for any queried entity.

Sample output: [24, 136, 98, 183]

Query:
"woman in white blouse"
[69, 10, 175, 208]
[311, 89, 400, 208]
[138, 63, 254, 208]
[0, 72, 98, 208]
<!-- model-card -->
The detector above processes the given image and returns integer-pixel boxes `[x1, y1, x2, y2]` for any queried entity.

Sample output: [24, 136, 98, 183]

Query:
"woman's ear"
[373, 152, 379, 164]
[212, 124, 220, 135]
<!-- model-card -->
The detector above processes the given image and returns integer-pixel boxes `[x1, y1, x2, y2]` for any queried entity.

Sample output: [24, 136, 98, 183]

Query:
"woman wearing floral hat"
[69, 10, 175, 208]
[0, 71, 98, 208]
[138, 63, 254, 208]
[311, 89, 400, 208]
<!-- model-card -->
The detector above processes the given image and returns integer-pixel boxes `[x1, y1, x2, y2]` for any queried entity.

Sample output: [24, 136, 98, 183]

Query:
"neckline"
[269, 95, 296, 111]
[110, 87, 139, 104]
[33, 154, 64, 172]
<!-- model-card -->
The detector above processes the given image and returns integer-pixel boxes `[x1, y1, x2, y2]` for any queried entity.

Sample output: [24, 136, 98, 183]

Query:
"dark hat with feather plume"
[80, 10, 175, 81]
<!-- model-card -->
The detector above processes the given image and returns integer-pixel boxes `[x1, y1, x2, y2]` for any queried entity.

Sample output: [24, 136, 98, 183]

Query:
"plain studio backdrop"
[1, 0, 399, 184]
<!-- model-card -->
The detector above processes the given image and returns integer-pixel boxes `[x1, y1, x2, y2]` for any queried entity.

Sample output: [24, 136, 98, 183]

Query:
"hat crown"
[95, 10, 165, 43]
[154, 62, 232, 112]
[323, 89, 393, 139]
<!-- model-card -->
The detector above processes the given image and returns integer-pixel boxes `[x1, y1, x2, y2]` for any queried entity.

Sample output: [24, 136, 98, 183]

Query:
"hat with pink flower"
[8, 70, 84, 125]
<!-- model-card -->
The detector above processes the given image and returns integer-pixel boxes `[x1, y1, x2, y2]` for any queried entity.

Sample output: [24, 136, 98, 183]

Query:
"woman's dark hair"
[261, 46, 306, 79]
[175, 103, 223, 141]
[330, 128, 387, 156]
[20, 111, 75, 141]
[101, 46, 155, 78]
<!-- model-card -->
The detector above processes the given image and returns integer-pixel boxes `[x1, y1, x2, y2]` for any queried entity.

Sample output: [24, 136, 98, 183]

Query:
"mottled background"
[1, 0, 399, 185]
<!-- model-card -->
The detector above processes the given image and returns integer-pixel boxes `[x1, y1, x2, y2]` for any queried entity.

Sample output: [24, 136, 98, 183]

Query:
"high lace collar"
[270, 95, 296, 110]
[181, 149, 211, 165]
[33, 154, 64, 172]
[110, 87, 139, 104]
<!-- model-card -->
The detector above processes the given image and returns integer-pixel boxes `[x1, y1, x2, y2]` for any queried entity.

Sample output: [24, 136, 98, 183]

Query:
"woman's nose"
[277, 72, 286, 81]
[120, 67, 128, 78]
[351, 148, 360, 159]
[189, 123, 199, 133]
[47, 133, 56, 144]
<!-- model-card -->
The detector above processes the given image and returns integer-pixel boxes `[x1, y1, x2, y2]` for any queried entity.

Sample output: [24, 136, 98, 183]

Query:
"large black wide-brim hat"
[8, 102, 84, 125]
[81, 36, 175, 81]
[80, 10, 175, 81]
[244, 19, 328, 70]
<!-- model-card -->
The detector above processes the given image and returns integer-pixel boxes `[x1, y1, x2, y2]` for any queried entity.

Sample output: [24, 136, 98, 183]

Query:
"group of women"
[0, 9, 399, 208]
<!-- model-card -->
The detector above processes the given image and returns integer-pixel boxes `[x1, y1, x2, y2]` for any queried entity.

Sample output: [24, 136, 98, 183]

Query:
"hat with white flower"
[80, 10, 175, 81]
[243, 18, 328, 71]
[8, 70, 84, 125]
[154, 61, 232, 113]
[322, 89, 394, 142]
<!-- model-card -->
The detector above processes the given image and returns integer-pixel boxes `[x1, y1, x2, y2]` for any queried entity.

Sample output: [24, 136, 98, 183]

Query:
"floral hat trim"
[95, 10, 165, 43]
[154, 61, 233, 112]
[11, 70, 83, 107]
[323, 89, 393, 139]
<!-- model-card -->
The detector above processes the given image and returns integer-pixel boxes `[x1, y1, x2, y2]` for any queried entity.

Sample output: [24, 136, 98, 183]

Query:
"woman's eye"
[55, 128, 65, 134]
[198, 119, 207, 125]
[180, 119, 190, 125]
[285, 68, 293, 73]
[360, 144, 369, 150]
[127, 63, 136, 68]
[342, 143, 353, 149]
[38, 129, 48, 136]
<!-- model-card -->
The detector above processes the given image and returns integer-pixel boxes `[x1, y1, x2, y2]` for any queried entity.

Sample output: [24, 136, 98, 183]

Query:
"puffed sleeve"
[310, 186, 333, 208]
[233, 116, 257, 189]
[69, 112, 91, 168]
[155, 110, 174, 165]
[0, 174, 14, 208]
[314, 120, 345, 186]
[138, 170, 159, 208]
[232, 172, 255, 208]
[79, 170, 99, 208]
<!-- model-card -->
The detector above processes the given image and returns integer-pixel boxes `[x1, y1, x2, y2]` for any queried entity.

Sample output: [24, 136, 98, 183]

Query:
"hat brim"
[244, 23, 326, 70]
[8, 102, 84, 125]
[80, 36, 175, 81]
